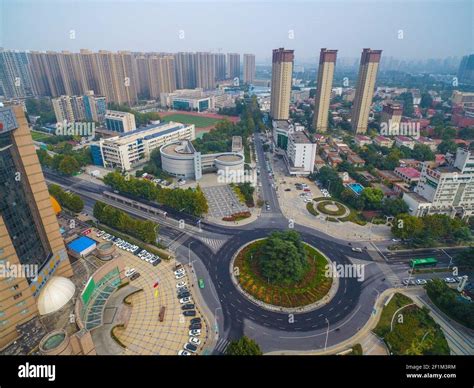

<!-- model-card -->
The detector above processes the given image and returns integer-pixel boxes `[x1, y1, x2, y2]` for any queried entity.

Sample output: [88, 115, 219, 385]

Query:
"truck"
[159, 306, 166, 322]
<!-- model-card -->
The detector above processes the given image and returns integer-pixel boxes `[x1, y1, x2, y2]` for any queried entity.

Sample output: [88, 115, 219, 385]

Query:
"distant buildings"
[226, 53, 240, 80]
[351, 48, 382, 133]
[403, 148, 474, 218]
[104, 110, 136, 133]
[159, 88, 238, 111]
[380, 103, 403, 133]
[243, 54, 256, 84]
[313, 49, 337, 133]
[270, 48, 294, 120]
[0, 50, 36, 98]
[94, 121, 195, 171]
[52, 90, 106, 123]
[458, 54, 474, 85]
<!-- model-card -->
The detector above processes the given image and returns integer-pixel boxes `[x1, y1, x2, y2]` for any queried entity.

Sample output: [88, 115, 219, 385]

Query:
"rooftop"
[290, 131, 312, 144]
[395, 167, 421, 179]
[67, 236, 96, 254]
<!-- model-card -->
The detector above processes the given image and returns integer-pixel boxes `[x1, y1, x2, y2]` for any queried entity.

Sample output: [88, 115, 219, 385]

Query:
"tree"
[258, 231, 307, 284]
[458, 127, 474, 140]
[455, 247, 474, 268]
[412, 144, 435, 161]
[58, 155, 80, 176]
[360, 188, 384, 210]
[382, 198, 409, 217]
[437, 140, 458, 155]
[226, 336, 262, 355]
[391, 214, 424, 240]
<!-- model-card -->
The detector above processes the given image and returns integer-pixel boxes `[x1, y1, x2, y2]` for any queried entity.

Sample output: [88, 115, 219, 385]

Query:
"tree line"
[48, 184, 84, 213]
[103, 172, 208, 217]
[93, 201, 157, 244]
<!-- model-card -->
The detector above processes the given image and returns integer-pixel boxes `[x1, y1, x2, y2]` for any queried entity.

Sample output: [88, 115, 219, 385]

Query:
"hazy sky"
[1, 0, 472, 62]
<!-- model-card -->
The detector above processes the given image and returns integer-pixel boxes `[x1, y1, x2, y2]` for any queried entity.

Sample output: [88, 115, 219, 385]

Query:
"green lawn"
[30, 130, 53, 142]
[373, 293, 450, 355]
[163, 113, 221, 128]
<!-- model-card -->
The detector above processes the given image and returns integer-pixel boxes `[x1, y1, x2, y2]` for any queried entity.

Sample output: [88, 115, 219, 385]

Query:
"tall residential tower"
[313, 49, 337, 132]
[351, 48, 382, 133]
[243, 54, 256, 84]
[270, 48, 294, 120]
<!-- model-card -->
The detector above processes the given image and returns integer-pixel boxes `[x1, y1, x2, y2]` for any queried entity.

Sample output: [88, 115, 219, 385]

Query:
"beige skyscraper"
[270, 48, 294, 120]
[147, 55, 177, 99]
[226, 53, 240, 79]
[195, 52, 216, 90]
[243, 54, 256, 84]
[351, 48, 382, 133]
[0, 105, 73, 348]
[313, 49, 337, 133]
[175, 52, 196, 89]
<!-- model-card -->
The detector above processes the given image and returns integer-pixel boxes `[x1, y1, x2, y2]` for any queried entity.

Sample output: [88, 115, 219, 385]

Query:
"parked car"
[178, 350, 191, 356]
[178, 292, 191, 299]
[190, 318, 201, 325]
[183, 310, 196, 317]
[189, 336, 201, 346]
[189, 323, 202, 330]
[152, 258, 162, 266]
[174, 269, 185, 276]
[176, 281, 187, 289]
[444, 277, 457, 283]
[129, 272, 141, 281]
[125, 268, 136, 277]
[175, 272, 185, 280]
[189, 329, 201, 337]
[96, 230, 105, 237]
[180, 297, 192, 304]
[184, 343, 197, 353]
[181, 304, 195, 310]
[415, 279, 427, 285]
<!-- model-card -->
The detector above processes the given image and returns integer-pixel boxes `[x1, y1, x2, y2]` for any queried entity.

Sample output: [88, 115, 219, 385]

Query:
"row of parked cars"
[403, 276, 465, 286]
[174, 265, 204, 355]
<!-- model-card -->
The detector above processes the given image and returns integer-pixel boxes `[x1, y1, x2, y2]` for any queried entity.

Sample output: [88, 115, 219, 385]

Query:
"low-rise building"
[347, 152, 366, 167]
[403, 148, 474, 218]
[395, 135, 416, 149]
[94, 121, 195, 171]
[394, 167, 421, 184]
[354, 135, 372, 147]
[104, 110, 136, 133]
[374, 135, 394, 148]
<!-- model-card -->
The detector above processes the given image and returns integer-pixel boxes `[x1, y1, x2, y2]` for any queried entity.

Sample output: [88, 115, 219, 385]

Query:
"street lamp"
[188, 241, 195, 267]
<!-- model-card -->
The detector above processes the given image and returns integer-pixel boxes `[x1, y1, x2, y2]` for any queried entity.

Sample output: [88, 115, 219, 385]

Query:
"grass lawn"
[163, 113, 222, 128]
[373, 293, 450, 355]
[235, 240, 332, 308]
[31, 130, 53, 142]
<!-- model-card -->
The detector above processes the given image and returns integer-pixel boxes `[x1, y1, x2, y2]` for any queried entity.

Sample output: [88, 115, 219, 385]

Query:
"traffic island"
[230, 231, 338, 313]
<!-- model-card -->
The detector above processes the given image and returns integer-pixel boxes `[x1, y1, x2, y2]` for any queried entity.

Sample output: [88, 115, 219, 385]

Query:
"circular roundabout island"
[231, 231, 337, 312]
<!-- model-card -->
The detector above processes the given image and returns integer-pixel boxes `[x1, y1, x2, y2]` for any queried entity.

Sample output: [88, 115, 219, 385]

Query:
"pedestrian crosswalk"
[197, 237, 226, 252]
[214, 338, 230, 354]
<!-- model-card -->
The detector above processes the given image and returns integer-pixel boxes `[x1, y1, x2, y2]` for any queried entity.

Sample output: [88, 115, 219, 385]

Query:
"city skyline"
[1, 0, 472, 62]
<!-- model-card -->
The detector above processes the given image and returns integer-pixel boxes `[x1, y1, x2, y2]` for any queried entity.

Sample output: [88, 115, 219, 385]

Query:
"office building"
[0, 106, 73, 348]
[104, 110, 136, 133]
[243, 54, 256, 84]
[403, 148, 474, 218]
[226, 53, 240, 79]
[458, 54, 474, 86]
[313, 49, 337, 132]
[270, 48, 294, 120]
[52, 91, 106, 123]
[95, 121, 195, 171]
[351, 48, 382, 133]
[82, 90, 106, 122]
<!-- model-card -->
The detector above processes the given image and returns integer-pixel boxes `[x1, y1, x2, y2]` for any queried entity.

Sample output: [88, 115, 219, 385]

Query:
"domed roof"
[50, 196, 62, 214]
[37, 276, 75, 315]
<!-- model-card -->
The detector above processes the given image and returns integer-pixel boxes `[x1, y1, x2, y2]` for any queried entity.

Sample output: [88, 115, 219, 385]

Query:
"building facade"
[0, 106, 73, 348]
[313, 49, 337, 133]
[104, 110, 137, 133]
[351, 48, 382, 133]
[270, 48, 294, 120]
[243, 54, 256, 84]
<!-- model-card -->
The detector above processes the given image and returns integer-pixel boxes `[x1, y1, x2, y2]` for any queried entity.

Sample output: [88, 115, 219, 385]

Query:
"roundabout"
[230, 234, 338, 313]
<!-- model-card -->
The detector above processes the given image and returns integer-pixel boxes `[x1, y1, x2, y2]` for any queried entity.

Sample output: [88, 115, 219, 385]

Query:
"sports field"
[162, 113, 221, 128]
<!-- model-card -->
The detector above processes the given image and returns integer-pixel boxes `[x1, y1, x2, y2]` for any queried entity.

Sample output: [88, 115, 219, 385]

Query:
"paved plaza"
[202, 185, 248, 218]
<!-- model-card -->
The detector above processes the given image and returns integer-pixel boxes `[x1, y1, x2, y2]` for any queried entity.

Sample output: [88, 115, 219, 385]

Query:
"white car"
[102, 233, 110, 240]
[415, 279, 427, 285]
[176, 281, 187, 289]
[189, 329, 201, 337]
[125, 268, 136, 277]
[178, 350, 191, 356]
[96, 230, 105, 237]
[175, 272, 185, 280]
[174, 269, 185, 276]
[351, 248, 362, 252]
[189, 337, 201, 346]
[444, 277, 456, 283]
[179, 296, 192, 304]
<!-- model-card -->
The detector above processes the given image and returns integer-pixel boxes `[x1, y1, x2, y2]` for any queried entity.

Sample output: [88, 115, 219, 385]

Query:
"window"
[13, 293, 22, 300]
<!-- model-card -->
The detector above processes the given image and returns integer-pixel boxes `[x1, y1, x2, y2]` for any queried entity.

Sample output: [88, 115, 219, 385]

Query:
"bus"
[410, 257, 438, 269]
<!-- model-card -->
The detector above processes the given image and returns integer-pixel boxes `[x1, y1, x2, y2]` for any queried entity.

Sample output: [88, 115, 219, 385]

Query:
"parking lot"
[91, 229, 209, 355]
[202, 185, 248, 218]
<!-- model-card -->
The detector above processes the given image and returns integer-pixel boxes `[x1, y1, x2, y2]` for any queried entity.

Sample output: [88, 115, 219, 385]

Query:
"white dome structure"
[37, 276, 76, 315]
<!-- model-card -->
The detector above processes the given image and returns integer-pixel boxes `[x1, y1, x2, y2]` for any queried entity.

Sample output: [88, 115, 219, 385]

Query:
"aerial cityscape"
[0, 0, 472, 384]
